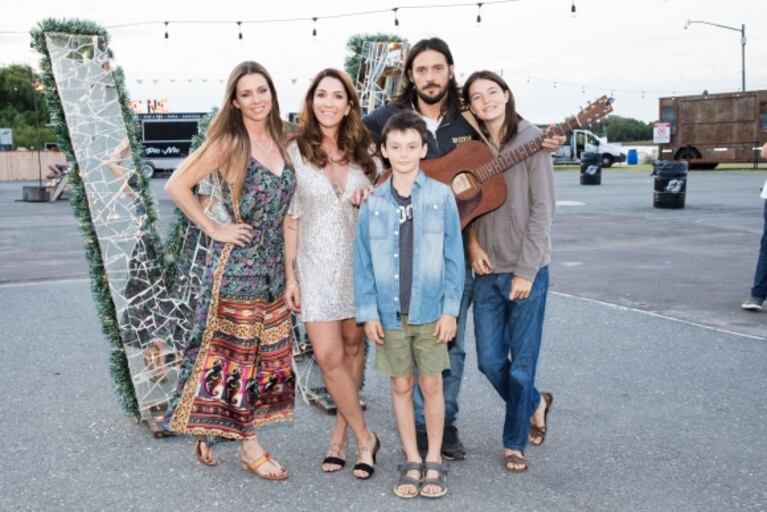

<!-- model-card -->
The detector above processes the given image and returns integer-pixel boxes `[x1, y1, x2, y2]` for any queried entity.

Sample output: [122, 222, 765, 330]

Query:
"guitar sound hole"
[451, 171, 480, 200]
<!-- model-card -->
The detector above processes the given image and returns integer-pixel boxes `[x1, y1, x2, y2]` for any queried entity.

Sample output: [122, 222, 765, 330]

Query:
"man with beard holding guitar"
[363, 37, 564, 461]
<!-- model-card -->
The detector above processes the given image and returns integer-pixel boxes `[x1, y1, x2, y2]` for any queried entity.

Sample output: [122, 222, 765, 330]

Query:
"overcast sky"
[1, 0, 766, 123]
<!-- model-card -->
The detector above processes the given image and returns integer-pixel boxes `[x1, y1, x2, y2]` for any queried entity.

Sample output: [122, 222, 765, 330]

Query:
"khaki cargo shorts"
[376, 315, 450, 377]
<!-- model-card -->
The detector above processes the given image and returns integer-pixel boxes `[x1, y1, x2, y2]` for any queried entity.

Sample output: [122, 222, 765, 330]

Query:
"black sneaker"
[442, 425, 466, 460]
[416, 429, 428, 459]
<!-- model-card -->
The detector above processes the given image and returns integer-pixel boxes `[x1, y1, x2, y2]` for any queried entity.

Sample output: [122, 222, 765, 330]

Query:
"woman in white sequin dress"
[284, 68, 381, 479]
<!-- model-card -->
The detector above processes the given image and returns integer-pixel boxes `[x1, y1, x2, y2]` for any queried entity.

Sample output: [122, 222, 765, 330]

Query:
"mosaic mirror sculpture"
[37, 22, 322, 426]
[43, 32, 227, 421]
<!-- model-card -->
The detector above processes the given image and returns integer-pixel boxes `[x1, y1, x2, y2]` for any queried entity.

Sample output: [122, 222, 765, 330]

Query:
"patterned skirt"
[168, 296, 295, 438]
[169, 248, 295, 439]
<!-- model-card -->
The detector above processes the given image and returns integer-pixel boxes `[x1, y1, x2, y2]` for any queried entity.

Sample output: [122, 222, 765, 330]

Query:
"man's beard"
[416, 83, 449, 105]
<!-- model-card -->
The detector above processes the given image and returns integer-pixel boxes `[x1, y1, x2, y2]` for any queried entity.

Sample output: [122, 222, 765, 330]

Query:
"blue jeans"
[751, 200, 767, 300]
[473, 267, 549, 450]
[414, 264, 473, 431]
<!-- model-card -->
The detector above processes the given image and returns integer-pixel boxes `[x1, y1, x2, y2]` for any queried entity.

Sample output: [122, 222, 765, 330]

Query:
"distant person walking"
[742, 143, 767, 311]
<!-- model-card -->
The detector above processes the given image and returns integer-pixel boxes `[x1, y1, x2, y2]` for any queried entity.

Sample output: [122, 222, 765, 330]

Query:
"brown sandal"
[529, 392, 554, 446]
[504, 451, 528, 473]
[194, 439, 217, 467]
[240, 452, 288, 481]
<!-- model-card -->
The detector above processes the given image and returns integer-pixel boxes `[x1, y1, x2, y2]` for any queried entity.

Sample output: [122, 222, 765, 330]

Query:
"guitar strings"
[470, 106, 603, 184]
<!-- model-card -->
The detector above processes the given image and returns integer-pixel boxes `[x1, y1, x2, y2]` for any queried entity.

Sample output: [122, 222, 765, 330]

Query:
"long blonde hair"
[186, 61, 291, 209]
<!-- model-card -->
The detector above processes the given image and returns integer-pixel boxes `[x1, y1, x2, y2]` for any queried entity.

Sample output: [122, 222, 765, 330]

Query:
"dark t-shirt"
[362, 101, 478, 160]
[391, 185, 414, 316]
[363, 102, 478, 257]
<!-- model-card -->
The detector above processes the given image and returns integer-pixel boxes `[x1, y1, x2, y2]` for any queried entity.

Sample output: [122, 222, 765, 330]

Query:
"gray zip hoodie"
[473, 119, 556, 281]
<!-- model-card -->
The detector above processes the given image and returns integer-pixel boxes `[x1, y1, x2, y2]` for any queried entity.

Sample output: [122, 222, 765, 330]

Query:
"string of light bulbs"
[122, 72, 767, 103]
[518, 74, 767, 100]
[153, 1, 517, 40]
[0, 1, 586, 37]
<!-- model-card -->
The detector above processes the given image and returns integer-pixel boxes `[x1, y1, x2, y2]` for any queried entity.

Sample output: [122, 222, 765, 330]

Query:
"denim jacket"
[353, 171, 465, 329]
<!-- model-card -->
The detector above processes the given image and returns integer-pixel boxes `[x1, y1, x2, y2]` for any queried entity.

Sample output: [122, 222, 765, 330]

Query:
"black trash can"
[22, 185, 50, 202]
[580, 152, 601, 185]
[652, 160, 687, 209]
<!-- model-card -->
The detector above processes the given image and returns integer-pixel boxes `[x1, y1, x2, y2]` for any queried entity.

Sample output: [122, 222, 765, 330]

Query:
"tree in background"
[344, 33, 407, 82]
[0, 64, 54, 148]
[584, 115, 653, 142]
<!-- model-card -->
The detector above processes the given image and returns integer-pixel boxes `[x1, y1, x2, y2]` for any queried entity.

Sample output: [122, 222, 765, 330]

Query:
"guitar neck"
[474, 117, 580, 183]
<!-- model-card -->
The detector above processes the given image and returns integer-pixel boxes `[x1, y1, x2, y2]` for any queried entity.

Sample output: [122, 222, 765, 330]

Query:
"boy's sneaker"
[416, 429, 428, 459]
[442, 425, 466, 460]
[742, 296, 764, 311]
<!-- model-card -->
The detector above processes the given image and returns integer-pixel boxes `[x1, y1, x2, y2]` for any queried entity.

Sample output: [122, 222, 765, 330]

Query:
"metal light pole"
[684, 19, 746, 92]
[32, 79, 42, 188]
[21, 74, 50, 202]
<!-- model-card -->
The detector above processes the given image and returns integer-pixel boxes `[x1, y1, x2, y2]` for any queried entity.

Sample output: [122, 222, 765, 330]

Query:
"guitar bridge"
[451, 171, 477, 199]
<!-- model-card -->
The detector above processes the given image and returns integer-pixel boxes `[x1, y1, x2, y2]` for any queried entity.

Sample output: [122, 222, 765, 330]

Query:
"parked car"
[551, 129, 626, 168]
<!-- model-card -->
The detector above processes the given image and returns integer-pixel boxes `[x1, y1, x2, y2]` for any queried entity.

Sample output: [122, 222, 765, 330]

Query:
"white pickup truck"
[551, 129, 626, 168]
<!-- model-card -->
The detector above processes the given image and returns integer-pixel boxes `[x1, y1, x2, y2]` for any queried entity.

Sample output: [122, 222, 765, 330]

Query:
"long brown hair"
[185, 61, 291, 208]
[394, 37, 461, 115]
[295, 68, 377, 180]
[462, 70, 521, 148]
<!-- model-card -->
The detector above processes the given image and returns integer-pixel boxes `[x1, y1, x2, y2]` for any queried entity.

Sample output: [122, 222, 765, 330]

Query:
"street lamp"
[684, 19, 746, 92]
[21, 75, 49, 202]
[31, 77, 44, 189]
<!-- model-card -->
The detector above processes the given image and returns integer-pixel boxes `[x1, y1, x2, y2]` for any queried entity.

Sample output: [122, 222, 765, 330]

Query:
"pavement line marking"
[0, 277, 90, 289]
[556, 200, 587, 206]
[551, 291, 767, 342]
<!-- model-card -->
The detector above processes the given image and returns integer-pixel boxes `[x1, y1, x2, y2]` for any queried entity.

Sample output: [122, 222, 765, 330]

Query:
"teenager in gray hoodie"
[463, 71, 556, 473]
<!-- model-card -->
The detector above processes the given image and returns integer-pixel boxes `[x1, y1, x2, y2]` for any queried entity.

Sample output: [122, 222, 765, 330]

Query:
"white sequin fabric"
[287, 141, 376, 322]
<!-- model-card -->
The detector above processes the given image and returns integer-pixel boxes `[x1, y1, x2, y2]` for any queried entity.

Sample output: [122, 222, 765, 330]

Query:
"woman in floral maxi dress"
[164, 61, 295, 480]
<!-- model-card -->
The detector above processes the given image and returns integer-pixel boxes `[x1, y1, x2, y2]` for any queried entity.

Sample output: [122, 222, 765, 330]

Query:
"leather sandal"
[352, 433, 380, 480]
[321, 441, 347, 472]
[393, 461, 422, 498]
[194, 439, 217, 467]
[322, 455, 346, 472]
[419, 461, 448, 498]
[240, 452, 288, 481]
[529, 392, 554, 446]
[504, 451, 528, 473]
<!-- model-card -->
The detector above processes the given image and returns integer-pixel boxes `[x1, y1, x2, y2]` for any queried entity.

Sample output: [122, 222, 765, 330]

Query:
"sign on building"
[653, 122, 671, 144]
[0, 128, 12, 150]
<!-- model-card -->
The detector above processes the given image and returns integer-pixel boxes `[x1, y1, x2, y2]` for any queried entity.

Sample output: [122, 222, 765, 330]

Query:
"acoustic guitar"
[384, 96, 614, 228]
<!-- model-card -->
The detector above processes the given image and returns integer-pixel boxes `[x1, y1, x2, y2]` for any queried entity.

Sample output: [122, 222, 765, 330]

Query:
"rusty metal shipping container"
[658, 90, 767, 169]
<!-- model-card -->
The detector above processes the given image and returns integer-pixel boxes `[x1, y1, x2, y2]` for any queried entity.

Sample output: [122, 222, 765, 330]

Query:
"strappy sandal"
[529, 392, 554, 446]
[419, 461, 448, 498]
[321, 442, 347, 473]
[194, 439, 217, 467]
[352, 433, 380, 480]
[240, 452, 288, 481]
[393, 461, 422, 499]
[504, 451, 528, 473]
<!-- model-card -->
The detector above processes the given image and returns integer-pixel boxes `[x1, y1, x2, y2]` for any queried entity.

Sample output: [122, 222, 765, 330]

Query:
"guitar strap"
[461, 109, 499, 157]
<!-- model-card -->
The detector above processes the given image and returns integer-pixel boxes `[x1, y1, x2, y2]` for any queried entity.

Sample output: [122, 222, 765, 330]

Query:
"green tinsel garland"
[30, 18, 167, 420]
[161, 110, 216, 285]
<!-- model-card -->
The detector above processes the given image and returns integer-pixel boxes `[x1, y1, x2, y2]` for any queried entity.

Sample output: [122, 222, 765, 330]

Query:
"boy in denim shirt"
[353, 111, 464, 498]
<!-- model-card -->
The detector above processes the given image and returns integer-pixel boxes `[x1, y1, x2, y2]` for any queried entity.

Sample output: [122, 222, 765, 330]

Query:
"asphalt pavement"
[1, 169, 765, 511]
